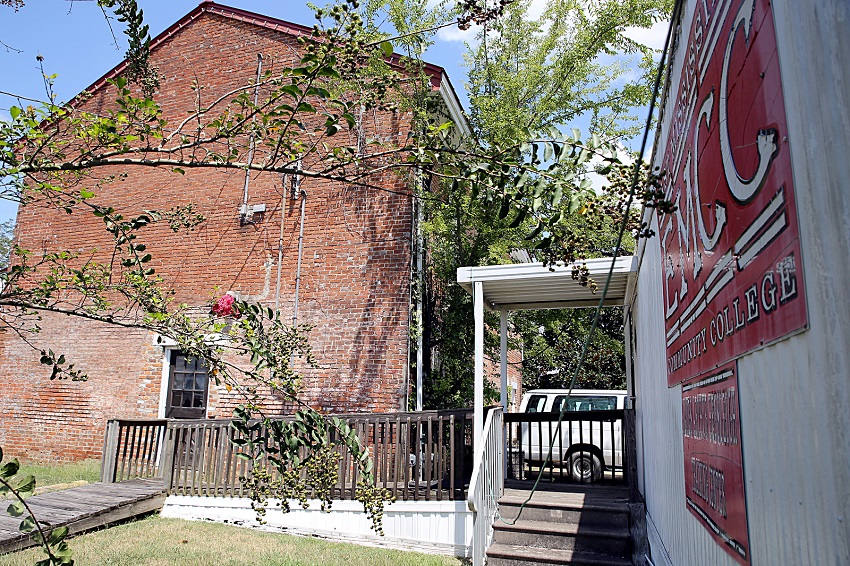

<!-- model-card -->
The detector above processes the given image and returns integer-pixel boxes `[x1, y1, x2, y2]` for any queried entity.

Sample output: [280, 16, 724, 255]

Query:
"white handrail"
[466, 406, 504, 566]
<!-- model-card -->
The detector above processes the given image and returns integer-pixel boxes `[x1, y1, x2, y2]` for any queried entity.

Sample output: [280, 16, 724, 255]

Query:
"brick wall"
[0, 9, 416, 462]
[483, 347, 524, 412]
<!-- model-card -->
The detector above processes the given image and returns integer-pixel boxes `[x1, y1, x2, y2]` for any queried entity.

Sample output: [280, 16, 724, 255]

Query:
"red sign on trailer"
[682, 362, 749, 565]
[659, 0, 807, 387]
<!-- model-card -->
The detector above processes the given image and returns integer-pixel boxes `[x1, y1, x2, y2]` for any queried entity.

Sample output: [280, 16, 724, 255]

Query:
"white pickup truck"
[516, 389, 627, 482]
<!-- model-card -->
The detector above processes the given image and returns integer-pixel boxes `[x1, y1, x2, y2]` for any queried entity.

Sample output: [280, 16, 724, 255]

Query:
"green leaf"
[535, 237, 552, 250]
[280, 85, 303, 98]
[526, 221, 544, 240]
[508, 208, 527, 229]
[552, 183, 564, 207]
[79, 189, 95, 199]
[532, 196, 542, 212]
[7, 501, 24, 517]
[532, 179, 545, 198]
[591, 133, 601, 148]
[379, 41, 393, 57]
[19, 516, 36, 533]
[498, 196, 511, 220]
[577, 148, 590, 165]
[514, 171, 529, 188]
[53, 542, 72, 559]
[172, 167, 185, 175]
[47, 526, 69, 545]
[9, 106, 20, 120]
[0, 460, 20, 478]
[317, 67, 341, 79]
[305, 86, 331, 99]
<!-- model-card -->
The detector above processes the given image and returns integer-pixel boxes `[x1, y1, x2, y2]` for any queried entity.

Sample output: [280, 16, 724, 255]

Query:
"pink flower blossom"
[212, 293, 236, 317]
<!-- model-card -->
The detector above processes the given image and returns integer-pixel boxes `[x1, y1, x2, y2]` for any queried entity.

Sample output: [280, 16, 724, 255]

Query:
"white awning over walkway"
[457, 256, 638, 311]
[456, 256, 638, 453]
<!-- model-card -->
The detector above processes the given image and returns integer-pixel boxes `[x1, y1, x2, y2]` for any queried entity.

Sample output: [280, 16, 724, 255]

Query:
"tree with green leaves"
[467, 0, 670, 147]
[0, 219, 13, 271]
[419, 0, 671, 407]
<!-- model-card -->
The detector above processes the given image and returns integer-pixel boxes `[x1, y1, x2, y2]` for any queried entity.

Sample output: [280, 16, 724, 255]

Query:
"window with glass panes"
[166, 351, 209, 418]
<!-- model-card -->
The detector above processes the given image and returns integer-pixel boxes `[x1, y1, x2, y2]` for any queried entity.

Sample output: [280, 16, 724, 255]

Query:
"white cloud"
[437, 23, 480, 43]
[623, 20, 669, 52]
[437, 0, 548, 43]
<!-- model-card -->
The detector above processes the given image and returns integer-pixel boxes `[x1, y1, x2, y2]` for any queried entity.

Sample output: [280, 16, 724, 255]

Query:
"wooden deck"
[0, 478, 165, 555]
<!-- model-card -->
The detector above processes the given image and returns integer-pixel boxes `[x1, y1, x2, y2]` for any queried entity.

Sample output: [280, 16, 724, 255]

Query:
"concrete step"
[493, 519, 630, 557]
[486, 543, 633, 566]
[498, 496, 628, 528]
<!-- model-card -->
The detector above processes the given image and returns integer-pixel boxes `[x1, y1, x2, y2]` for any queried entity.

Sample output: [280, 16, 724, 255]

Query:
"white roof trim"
[437, 72, 472, 137]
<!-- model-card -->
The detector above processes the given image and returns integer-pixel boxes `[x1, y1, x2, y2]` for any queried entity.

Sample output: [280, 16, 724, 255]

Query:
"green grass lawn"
[14, 459, 101, 489]
[0, 515, 466, 566]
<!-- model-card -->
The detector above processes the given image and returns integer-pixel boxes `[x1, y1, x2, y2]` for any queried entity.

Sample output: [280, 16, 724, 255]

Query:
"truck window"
[525, 395, 547, 413]
[552, 395, 617, 412]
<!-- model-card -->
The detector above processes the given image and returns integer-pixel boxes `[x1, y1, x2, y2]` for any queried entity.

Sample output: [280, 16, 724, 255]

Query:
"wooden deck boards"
[0, 479, 165, 555]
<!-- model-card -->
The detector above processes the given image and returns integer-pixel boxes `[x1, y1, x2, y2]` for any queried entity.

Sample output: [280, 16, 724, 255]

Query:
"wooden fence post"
[624, 408, 640, 502]
[100, 420, 120, 483]
[160, 421, 176, 492]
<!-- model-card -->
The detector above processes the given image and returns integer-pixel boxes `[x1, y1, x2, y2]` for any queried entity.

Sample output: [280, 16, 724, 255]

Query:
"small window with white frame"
[164, 350, 209, 419]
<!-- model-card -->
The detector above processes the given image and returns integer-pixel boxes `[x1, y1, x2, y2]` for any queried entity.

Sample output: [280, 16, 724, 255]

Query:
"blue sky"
[0, 0, 667, 224]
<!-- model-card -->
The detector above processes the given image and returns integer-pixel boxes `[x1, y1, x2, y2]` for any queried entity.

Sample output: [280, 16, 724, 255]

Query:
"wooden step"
[493, 518, 630, 557]
[486, 543, 633, 566]
[498, 495, 628, 528]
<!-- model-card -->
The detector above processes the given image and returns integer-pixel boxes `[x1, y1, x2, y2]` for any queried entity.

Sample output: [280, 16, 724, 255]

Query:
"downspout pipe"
[292, 189, 306, 328]
[415, 179, 424, 412]
[241, 54, 263, 223]
[273, 176, 287, 314]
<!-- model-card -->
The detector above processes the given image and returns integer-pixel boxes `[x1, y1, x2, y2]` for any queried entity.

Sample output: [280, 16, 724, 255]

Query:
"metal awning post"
[500, 309, 508, 410]
[500, 308, 509, 480]
[474, 281, 484, 457]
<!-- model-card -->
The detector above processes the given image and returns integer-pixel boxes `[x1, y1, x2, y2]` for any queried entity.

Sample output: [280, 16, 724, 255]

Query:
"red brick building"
[0, 2, 467, 461]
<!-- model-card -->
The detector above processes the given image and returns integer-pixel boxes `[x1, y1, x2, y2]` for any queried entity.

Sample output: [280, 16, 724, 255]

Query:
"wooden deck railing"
[101, 419, 168, 483]
[103, 409, 475, 502]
